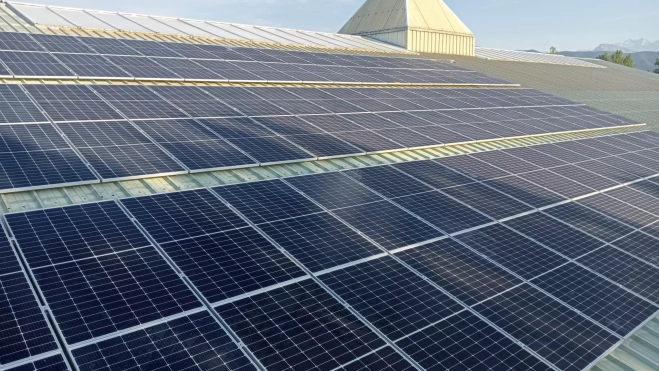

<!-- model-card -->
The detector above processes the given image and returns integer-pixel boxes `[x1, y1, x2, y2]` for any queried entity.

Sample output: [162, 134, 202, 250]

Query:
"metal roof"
[475, 47, 604, 68]
[3, 0, 410, 53]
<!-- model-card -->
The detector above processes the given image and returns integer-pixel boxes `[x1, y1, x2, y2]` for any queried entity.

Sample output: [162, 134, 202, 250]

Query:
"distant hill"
[594, 38, 659, 53]
[559, 51, 658, 72]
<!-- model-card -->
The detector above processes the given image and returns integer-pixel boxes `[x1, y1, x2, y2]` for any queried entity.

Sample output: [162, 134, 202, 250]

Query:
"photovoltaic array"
[3, 130, 659, 370]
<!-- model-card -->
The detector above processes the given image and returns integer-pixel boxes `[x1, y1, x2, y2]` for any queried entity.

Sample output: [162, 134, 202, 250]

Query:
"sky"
[28, 0, 659, 51]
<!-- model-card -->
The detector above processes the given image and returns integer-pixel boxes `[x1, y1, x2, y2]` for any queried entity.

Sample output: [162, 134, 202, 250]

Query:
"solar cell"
[505, 145, 568, 168]
[24, 84, 123, 122]
[473, 284, 619, 371]
[6, 354, 70, 371]
[160, 42, 217, 59]
[0, 124, 69, 152]
[396, 310, 552, 371]
[285, 172, 383, 209]
[374, 128, 437, 149]
[320, 256, 462, 339]
[120, 189, 248, 244]
[543, 202, 635, 243]
[470, 150, 542, 174]
[0, 224, 21, 276]
[72, 311, 257, 371]
[227, 136, 315, 164]
[332, 200, 444, 250]
[375, 112, 432, 128]
[193, 59, 263, 81]
[215, 280, 386, 371]
[441, 183, 533, 220]
[55, 53, 131, 78]
[0, 51, 74, 77]
[456, 224, 568, 279]
[395, 191, 493, 234]
[161, 227, 305, 303]
[503, 212, 604, 258]
[161, 140, 256, 171]
[0, 149, 98, 191]
[6, 202, 151, 268]
[0, 272, 59, 365]
[0, 31, 44, 52]
[259, 212, 382, 272]
[484, 175, 567, 208]
[532, 262, 658, 336]
[345, 165, 433, 198]
[77, 144, 186, 180]
[335, 346, 415, 371]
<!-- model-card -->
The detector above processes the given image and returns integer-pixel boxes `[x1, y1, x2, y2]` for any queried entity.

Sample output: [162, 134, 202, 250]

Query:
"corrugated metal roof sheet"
[476, 47, 604, 68]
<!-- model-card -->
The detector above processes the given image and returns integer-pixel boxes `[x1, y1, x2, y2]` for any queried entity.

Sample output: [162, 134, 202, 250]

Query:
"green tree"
[654, 53, 659, 74]
[597, 50, 634, 67]
[549, 46, 558, 54]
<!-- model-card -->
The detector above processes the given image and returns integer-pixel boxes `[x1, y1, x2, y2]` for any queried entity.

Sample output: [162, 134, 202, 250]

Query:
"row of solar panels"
[2, 131, 659, 371]
[0, 84, 638, 191]
[0, 32, 509, 85]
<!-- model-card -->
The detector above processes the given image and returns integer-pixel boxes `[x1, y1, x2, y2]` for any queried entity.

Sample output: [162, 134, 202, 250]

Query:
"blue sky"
[32, 0, 659, 51]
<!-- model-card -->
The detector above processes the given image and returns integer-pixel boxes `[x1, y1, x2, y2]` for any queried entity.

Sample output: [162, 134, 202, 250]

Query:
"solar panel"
[56, 120, 152, 147]
[226, 136, 315, 164]
[335, 346, 415, 371]
[0, 51, 75, 77]
[103, 55, 181, 79]
[92, 85, 187, 120]
[120, 39, 185, 58]
[0, 32, 44, 52]
[578, 245, 659, 304]
[550, 164, 618, 190]
[332, 200, 444, 250]
[319, 256, 462, 340]
[213, 180, 323, 225]
[77, 144, 186, 180]
[441, 183, 533, 220]
[120, 189, 248, 244]
[71, 311, 257, 371]
[473, 284, 619, 371]
[578, 194, 658, 229]
[215, 279, 386, 371]
[456, 224, 568, 279]
[531, 262, 658, 336]
[6, 354, 70, 371]
[340, 113, 402, 129]
[435, 155, 510, 181]
[286, 172, 382, 210]
[149, 57, 223, 80]
[77, 37, 142, 56]
[611, 231, 659, 266]
[284, 133, 363, 158]
[0, 124, 69, 152]
[395, 191, 493, 234]
[258, 212, 382, 272]
[0, 272, 59, 365]
[503, 212, 605, 258]
[199, 117, 275, 139]
[484, 175, 568, 208]
[30, 34, 94, 54]
[344, 165, 433, 198]
[396, 310, 552, 370]
[520, 169, 595, 199]
[54, 53, 131, 78]
[393, 160, 475, 189]
[24, 84, 123, 122]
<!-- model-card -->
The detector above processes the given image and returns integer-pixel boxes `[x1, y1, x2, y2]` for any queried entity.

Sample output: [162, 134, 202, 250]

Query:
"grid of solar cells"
[578, 245, 659, 304]
[0, 31, 44, 52]
[214, 180, 323, 224]
[335, 347, 415, 371]
[120, 189, 248, 244]
[0, 124, 68, 153]
[503, 212, 605, 259]
[57, 121, 186, 179]
[435, 155, 511, 181]
[150, 57, 223, 80]
[134, 119, 256, 170]
[30, 34, 94, 54]
[456, 224, 568, 280]
[103, 56, 181, 79]
[332, 130, 403, 153]
[519, 169, 595, 199]
[345, 166, 433, 198]
[320, 256, 462, 340]
[578, 194, 658, 229]
[24, 84, 123, 122]
[332, 200, 444, 250]
[215, 279, 386, 371]
[393, 160, 475, 189]
[544, 202, 636, 243]
[150, 86, 243, 119]
[396, 310, 552, 371]
[0, 51, 74, 77]
[77, 37, 142, 56]
[120, 39, 185, 58]
[71, 311, 257, 371]
[91, 85, 186, 120]
[55, 53, 131, 78]
[5, 354, 70, 371]
[0, 148, 98, 191]
[532, 263, 658, 336]
[226, 136, 316, 164]
[473, 284, 620, 371]
[0, 85, 48, 124]
[285, 172, 383, 209]
[441, 183, 533, 220]
[605, 186, 659, 216]
[484, 175, 568, 208]
[611, 231, 659, 266]
[0, 272, 59, 365]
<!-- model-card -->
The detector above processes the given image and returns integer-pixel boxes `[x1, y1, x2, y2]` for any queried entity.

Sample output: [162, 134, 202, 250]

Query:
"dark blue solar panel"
[56, 121, 152, 147]
[0, 85, 48, 124]
[0, 224, 21, 276]
[102, 56, 181, 79]
[0, 51, 74, 77]
[320, 256, 462, 340]
[6, 202, 151, 268]
[0, 124, 69, 153]
[473, 284, 620, 371]
[532, 263, 658, 336]
[395, 191, 493, 234]
[441, 183, 533, 220]
[285, 172, 383, 209]
[484, 175, 568, 208]
[332, 130, 404, 153]
[32, 247, 201, 344]
[345, 166, 432, 198]
[456, 224, 568, 279]
[160, 227, 305, 303]
[259, 212, 383, 272]
[72, 311, 256, 371]
[0, 272, 59, 365]
[435, 155, 510, 181]
[0, 149, 98, 191]
[335, 346, 415, 371]
[24, 84, 123, 122]
[120, 189, 248, 244]
[77, 144, 186, 180]
[543, 202, 635, 243]
[77, 37, 142, 56]
[0, 31, 44, 52]
[159, 140, 256, 171]
[227, 136, 315, 164]
[31, 34, 94, 54]
[55, 53, 131, 78]
[396, 310, 552, 371]
[284, 134, 363, 158]
[611, 231, 659, 266]
[332, 200, 444, 250]
[393, 160, 475, 189]
[578, 194, 658, 229]
[6, 354, 69, 371]
[214, 180, 323, 224]
[150, 57, 223, 80]
[503, 212, 605, 259]
[216, 279, 386, 371]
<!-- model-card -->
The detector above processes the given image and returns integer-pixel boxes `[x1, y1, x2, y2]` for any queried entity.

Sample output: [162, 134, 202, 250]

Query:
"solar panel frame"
[334, 346, 416, 371]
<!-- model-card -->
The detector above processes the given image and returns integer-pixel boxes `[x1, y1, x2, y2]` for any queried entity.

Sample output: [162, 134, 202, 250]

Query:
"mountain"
[559, 50, 658, 72]
[594, 38, 659, 52]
